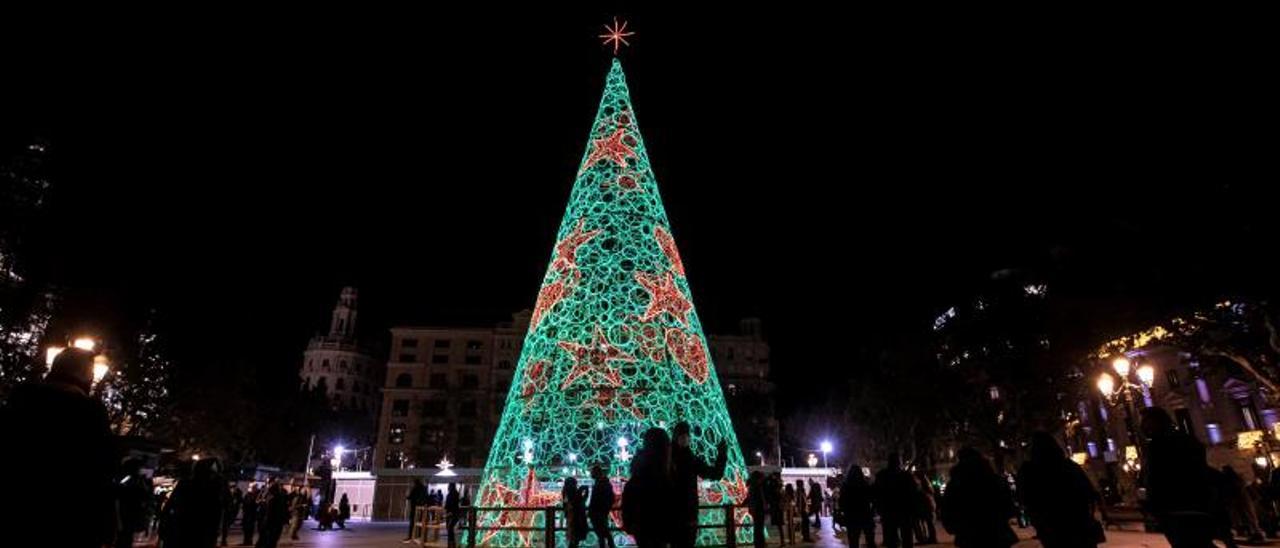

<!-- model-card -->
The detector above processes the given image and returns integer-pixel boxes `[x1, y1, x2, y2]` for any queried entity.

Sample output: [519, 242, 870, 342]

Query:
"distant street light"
[755, 450, 764, 466]
[820, 440, 833, 469]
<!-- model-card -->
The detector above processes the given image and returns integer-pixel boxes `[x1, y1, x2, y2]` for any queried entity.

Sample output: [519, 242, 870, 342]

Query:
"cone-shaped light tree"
[473, 58, 751, 546]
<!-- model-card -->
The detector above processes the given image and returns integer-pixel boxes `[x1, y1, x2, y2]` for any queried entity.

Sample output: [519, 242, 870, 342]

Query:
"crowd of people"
[0, 348, 353, 548]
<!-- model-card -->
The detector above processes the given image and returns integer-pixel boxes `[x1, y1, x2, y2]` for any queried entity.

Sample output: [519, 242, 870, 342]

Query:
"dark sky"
[3, 7, 1274, 411]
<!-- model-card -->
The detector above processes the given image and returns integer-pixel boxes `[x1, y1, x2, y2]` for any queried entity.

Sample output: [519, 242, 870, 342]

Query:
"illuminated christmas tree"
[474, 57, 751, 546]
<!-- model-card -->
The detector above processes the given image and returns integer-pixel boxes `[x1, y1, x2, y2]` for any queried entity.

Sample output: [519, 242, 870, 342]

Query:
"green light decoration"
[473, 58, 752, 546]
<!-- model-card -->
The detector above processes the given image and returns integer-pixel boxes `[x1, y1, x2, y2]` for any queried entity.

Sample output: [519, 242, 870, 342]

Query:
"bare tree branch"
[1206, 349, 1280, 394]
[1265, 314, 1280, 355]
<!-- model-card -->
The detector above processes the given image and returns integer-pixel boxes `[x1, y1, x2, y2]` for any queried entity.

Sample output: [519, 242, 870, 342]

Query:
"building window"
[498, 360, 512, 370]
[1206, 423, 1223, 445]
[434, 339, 451, 349]
[432, 354, 449, 364]
[1166, 370, 1181, 388]
[457, 425, 476, 445]
[322, 359, 330, 370]
[1196, 378, 1212, 405]
[340, 360, 348, 371]
[316, 377, 329, 393]
[336, 378, 345, 391]
[399, 353, 416, 363]
[389, 424, 406, 445]
[392, 399, 409, 417]
[462, 374, 480, 389]
[1086, 441, 1099, 458]
[459, 400, 477, 418]
[420, 424, 444, 446]
[384, 451, 403, 468]
[430, 374, 448, 389]
[402, 338, 419, 348]
[1175, 408, 1195, 434]
[467, 340, 483, 351]
[395, 373, 412, 388]
[988, 386, 1001, 401]
[1238, 399, 1260, 431]
[464, 355, 483, 365]
[422, 400, 447, 417]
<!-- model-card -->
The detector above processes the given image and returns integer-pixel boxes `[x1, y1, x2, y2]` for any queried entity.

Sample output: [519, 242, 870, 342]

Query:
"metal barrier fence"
[413, 503, 747, 548]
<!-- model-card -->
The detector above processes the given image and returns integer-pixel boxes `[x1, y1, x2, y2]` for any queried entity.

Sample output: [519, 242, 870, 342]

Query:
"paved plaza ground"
[126, 518, 1259, 547]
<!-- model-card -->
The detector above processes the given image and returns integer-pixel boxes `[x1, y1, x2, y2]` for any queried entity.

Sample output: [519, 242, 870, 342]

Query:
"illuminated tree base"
[472, 58, 753, 546]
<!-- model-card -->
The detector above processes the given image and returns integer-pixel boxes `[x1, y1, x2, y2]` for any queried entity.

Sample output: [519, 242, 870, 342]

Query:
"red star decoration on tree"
[529, 273, 574, 331]
[580, 387, 646, 420]
[551, 218, 601, 273]
[558, 326, 634, 389]
[635, 271, 692, 325]
[705, 471, 752, 526]
[477, 468, 560, 546]
[582, 127, 637, 171]
[519, 360, 550, 413]
[665, 328, 709, 384]
[654, 225, 685, 276]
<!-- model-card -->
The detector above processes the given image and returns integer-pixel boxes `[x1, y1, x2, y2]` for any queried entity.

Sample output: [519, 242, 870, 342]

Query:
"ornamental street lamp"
[1098, 356, 1155, 462]
[820, 440, 833, 469]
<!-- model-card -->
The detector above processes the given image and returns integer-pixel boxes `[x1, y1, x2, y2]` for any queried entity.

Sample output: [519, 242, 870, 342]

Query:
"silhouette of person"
[913, 470, 938, 545]
[0, 347, 117, 548]
[405, 478, 429, 540]
[940, 448, 1016, 548]
[876, 453, 919, 548]
[445, 483, 461, 548]
[794, 479, 811, 542]
[563, 477, 589, 548]
[240, 484, 260, 546]
[622, 427, 673, 548]
[170, 458, 227, 548]
[765, 473, 786, 544]
[1016, 432, 1102, 548]
[588, 465, 616, 548]
[669, 421, 727, 548]
[1141, 407, 1216, 548]
[746, 471, 767, 548]
[337, 493, 350, 530]
[116, 457, 154, 548]
[840, 464, 876, 548]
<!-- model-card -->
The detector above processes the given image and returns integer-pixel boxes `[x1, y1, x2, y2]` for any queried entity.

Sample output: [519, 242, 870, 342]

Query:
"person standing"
[808, 480, 824, 531]
[289, 489, 309, 539]
[588, 466, 616, 548]
[221, 484, 242, 546]
[170, 458, 227, 548]
[621, 427, 674, 548]
[563, 477, 589, 548]
[913, 471, 938, 545]
[876, 453, 919, 548]
[782, 483, 798, 545]
[405, 478, 429, 540]
[255, 482, 290, 548]
[0, 347, 118, 548]
[445, 483, 461, 548]
[840, 465, 876, 548]
[1016, 432, 1102, 548]
[940, 448, 1016, 548]
[794, 480, 811, 542]
[337, 493, 351, 530]
[240, 485, 259, 546]
[116, 458, 153, 548]
[746, 471, 767, 548]
[1141, 407, 1217, 548]
[669, 422, 727, 548]
[765, 474, 786, 544]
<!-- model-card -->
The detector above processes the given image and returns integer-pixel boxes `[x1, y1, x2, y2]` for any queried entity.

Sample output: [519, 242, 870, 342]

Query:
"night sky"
[3, 7, 1273, 411]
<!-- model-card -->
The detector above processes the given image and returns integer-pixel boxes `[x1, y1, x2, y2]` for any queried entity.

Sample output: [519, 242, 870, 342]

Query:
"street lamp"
[332, 445, 345, 471]
[93, 356, 110, 385]
[755, 450, 764, 466]
[73, 337, 97, 352]
[1097, 355, 1155, 467]
[820, 440, 833, 469]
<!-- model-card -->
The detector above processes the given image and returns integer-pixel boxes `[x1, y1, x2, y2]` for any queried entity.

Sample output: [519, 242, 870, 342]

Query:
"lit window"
[1086, 441, 1099, 458]
[1196, 379, 1212, 405]
[1206, 423, 1223, 445]
[988, 386, 1001, 401]
[1106, 438, 1117, 453]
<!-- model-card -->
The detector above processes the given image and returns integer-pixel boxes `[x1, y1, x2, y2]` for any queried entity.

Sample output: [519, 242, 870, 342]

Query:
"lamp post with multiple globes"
[1097, 356, 1155, 463]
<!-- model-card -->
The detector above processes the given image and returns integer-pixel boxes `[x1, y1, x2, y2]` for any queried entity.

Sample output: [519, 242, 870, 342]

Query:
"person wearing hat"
[0, 347, 117, 547]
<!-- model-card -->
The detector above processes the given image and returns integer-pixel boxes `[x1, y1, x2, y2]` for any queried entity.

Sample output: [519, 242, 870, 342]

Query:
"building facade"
[708, 318, 780, 465]
[373, 311, 528, 472]
[302, 287, 382, 417]
[1071, 345, 1280, 496]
